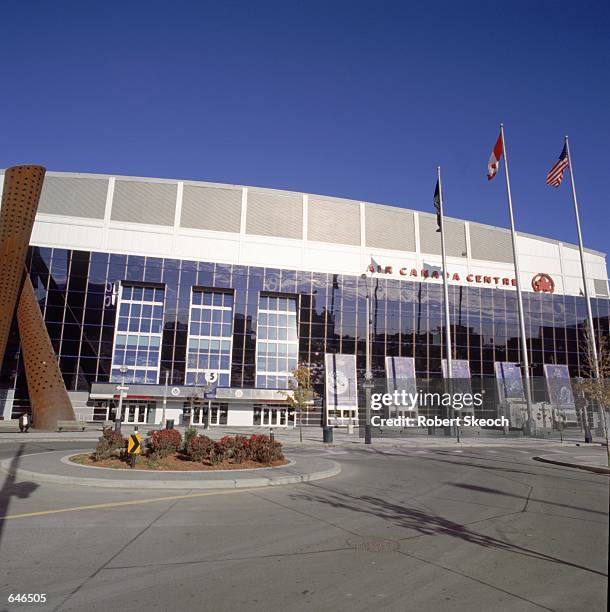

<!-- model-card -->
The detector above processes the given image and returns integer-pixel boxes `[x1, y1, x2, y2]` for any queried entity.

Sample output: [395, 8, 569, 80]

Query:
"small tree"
[574, 323, 610, 466]
[284, 365, 314, 443]
[185, 373, 206, 427]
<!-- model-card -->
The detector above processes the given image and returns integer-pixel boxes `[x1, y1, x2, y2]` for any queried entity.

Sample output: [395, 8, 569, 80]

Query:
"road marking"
[0, 488, 257, 521]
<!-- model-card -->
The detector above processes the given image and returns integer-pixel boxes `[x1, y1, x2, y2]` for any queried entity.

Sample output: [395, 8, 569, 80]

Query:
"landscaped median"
[73, 427, 288, 471]
[0, 429, 341, 489]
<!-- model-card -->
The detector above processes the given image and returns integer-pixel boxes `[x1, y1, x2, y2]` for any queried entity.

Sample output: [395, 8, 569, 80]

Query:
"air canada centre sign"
[366, 263, 517, 287]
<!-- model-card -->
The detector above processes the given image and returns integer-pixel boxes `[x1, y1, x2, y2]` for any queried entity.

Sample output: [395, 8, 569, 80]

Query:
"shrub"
[219, 435, 251, 464]
[183, 426, 198, 452]
[248, 434, 284, 464]
[187, 435, 222, 464]
[93, 428, 126, 461]
[149, 429, 182, 458]
[186, 434, 284, 466]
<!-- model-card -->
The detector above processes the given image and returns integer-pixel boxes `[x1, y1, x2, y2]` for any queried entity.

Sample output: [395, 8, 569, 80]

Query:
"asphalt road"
[0, 440, 607, 612]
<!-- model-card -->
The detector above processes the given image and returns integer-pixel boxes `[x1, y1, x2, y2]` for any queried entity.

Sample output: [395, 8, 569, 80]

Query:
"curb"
[533, 456, 610, 475]
[0, 437, 101, 444]
[0, 454, 341, 489]
[59, 453, 298, 472]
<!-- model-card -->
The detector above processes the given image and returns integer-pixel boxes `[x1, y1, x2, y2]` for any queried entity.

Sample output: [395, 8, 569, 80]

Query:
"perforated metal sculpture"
[0, 165, 75, 429]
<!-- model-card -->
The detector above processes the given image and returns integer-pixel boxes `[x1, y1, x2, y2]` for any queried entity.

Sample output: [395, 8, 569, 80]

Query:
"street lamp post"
[361, 273, 373, 445]
[205, 389, 211, 430]
[115, 365, 129, 433]
[162, 370, 169, 428]
[575, 377, 593, 444]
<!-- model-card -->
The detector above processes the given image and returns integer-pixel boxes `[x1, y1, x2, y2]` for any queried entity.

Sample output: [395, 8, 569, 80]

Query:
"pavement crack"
[248, 489, 363, 538]
[104, 546, 356, 570]
[522, 484, 534, 513]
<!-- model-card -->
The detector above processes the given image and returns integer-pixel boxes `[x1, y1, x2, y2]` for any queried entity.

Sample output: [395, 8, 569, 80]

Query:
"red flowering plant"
[149, 429, 182, 458]
[219, 435, 251, 464]
[248, 434, 284, 464]
[188, 435, 222, 465]
[186, 434, 283, 466]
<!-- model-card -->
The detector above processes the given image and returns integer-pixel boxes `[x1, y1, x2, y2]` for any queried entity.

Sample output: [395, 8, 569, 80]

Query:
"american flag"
[546, 143, 569, 187]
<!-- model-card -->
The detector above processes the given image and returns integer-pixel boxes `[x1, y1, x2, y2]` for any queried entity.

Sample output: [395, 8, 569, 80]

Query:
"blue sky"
[1, 0, 608, 253]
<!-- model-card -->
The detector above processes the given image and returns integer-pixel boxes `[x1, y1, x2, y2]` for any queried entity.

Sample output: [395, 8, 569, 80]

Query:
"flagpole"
[500, 124, 533, 435]
[564, 137, 608, 458]
[437, 167, 459, 442]
[564, 136, 600, 379]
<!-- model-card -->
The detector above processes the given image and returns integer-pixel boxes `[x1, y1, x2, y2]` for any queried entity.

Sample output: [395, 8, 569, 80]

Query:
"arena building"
[0, 170, 608, 428]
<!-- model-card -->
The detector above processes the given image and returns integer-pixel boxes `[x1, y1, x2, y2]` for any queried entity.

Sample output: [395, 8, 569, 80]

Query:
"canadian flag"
[487, 131, 504, 180]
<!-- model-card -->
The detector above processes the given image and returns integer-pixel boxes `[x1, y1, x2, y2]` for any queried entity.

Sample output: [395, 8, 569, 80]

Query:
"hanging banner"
[324, 353, 358, 412]
[544, 364, 577, 423]
[441, 359, 473, 412]
[494, 361, 526, 428]
[385, 356, 418, 415]
[441, 358, 471, 380]
[494, 362, 525, 402]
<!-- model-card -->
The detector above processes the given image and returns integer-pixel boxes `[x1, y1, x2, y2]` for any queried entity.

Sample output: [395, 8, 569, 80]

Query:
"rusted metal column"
[0, 166, 46, 371]
[17, 275, 75, 429]
[0, 165, 75, 429]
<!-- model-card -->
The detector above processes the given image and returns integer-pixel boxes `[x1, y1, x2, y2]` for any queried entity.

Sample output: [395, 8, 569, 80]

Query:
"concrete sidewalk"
[0, 448, 340, 489]
[1, 426, 606, 449]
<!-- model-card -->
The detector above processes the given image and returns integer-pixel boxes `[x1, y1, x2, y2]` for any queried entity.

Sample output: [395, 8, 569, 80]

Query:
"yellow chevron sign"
[128, 433, 142, 455]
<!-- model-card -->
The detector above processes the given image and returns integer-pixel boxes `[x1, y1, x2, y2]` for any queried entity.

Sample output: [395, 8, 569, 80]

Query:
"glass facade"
[255, 295, 298, 389]
[186, 289, 233, 387]
[1, 246, 608, 414]
[110, 283, 165, 384]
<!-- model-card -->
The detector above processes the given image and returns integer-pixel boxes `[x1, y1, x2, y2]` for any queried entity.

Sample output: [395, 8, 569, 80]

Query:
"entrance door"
[123, 401, 148, 424]
[260, 406, 293, 427]
[209, 403, 228, 426]
[191, 405, 205, 426]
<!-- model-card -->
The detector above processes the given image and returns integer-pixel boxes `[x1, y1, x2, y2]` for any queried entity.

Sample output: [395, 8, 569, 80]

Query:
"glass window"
[255, 295, 298, 389]
[185, 289, 234, 387]
[110, 284, 165, 384]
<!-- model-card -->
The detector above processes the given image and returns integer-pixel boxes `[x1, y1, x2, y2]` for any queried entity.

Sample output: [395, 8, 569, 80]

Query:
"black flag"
[433, 179, 441, 233]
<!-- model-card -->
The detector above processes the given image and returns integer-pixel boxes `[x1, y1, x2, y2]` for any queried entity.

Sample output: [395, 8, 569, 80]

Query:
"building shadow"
[447, 482, 608, 517]
[0, 443, 39, 552]
[291, 485, 607, 578]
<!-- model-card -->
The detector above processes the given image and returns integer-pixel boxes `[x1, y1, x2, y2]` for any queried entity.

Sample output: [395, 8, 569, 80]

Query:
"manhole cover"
[346, 536, 400, 553]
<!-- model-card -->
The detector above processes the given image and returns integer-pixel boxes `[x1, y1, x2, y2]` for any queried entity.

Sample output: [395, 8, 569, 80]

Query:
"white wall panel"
[516, 234, 560, 257]
[174, 233, 240, 263]
[13, 171, 606, 298]
[303, 243, 362, 275]
[240, 237, 302, 269]
[519, 253, 564, 275]
[106, 228, 173, 256]
[31, 219, 104, 250]
[228, 404, 254, 426]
